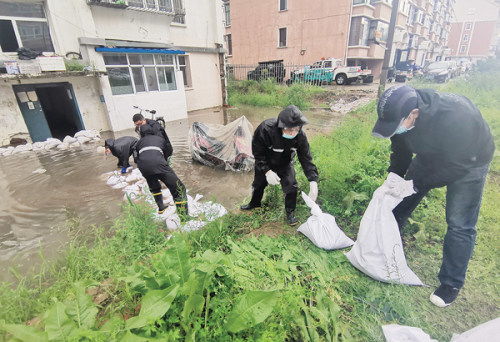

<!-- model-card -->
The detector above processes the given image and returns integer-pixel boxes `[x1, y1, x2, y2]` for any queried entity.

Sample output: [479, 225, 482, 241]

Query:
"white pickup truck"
[290, 58, 373, 85]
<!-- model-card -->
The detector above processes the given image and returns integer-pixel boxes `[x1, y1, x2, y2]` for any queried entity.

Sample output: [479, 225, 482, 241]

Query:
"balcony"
[87, 0, 128, 9]
[87, 0, 184, 19]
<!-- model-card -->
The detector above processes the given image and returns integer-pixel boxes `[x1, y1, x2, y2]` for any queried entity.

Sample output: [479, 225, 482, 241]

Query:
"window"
[278, 27, 287, 47]
[223, 1, 230, 26]
[172, 0, 185, 24]
[104, 53, 178, 95]
[353, 0, 369, 5]
[349, 17, 370, 46]
[324, 61, 332, 68]
[463, 34, 469, 42]
[369, 20, 388, 42]
[224, 34, 232, 55]
[178, 55, 192, 87]
[459, 45, 467, 54]
[0, 1, 54, 53]
[464, 22, 472, 30]
[279, 0, 287, 11]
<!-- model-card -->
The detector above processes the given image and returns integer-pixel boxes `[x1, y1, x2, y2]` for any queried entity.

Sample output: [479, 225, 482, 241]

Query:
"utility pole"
[378, 0, 401, 98]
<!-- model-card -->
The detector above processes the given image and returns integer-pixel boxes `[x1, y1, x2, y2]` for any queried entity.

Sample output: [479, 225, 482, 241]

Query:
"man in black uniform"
[104, 136, 138, 174]
[240, 105, 319, 225]
[133, 114, 170, 141]
[135, 125, 187, 215]
[372, 85, 494, 307]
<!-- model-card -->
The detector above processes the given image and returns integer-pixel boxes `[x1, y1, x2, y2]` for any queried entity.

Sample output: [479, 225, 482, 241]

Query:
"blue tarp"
[95, 47, 185, 54]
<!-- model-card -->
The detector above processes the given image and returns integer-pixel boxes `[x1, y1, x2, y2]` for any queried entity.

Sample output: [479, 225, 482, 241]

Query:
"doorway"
[13, 82, 84, 142]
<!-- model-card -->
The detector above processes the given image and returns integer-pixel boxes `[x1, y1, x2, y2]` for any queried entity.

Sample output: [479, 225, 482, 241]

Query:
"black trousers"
[144, 167, 186, 209]
[249, 164, 298, 212]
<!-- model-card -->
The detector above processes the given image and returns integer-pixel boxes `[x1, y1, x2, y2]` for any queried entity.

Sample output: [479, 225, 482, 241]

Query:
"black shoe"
[240, 203, 261, 211]
[430, 284, 460, 307]
[286, 211, 299, 226]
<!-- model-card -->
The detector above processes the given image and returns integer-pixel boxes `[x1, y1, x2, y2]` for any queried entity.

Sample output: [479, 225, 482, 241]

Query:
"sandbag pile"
[102, 167, 227, 232]
[0, 130, 101, 157]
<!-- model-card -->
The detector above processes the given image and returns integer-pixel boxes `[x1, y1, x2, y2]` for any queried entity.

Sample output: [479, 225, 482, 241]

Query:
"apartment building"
[347, 0, 455, 75]
[223, 0, 352, 66]
[448, 0, 499, 60]
[0, 0, 224, 144]
[223, 0, 454, 77]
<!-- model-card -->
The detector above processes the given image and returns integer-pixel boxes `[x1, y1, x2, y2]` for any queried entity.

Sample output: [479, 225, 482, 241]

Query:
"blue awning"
[95, 47, 185, 54]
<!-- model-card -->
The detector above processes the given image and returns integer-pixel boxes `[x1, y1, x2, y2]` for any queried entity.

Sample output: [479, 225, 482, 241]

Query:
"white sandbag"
[131, 168, 143, 177]
[187, 194, 204, 217]
[45, 138, 62, 149]
[198, 201, 227, 221]
[0, 147, 5, 154]
[123, 191, 141, 201]
[32, 142, 46, 151]
[450, 318, 500, 342]
[70, 142, 81, 148]
[382, 324, 437, 342]
[63, 135, 78, 144]
[74, 129, 100, 139]
[125, 173, 142, 183]
[57, 143, 69, 150]
[345, 173, 424, 286]
[166, 214, 181, 230]
[112, 181, 128, 189]
[298, 192, 354, 250]
[162, 188, 174, 206]
[2, 147, 14, 156]
[13, 143, 32, 154]
[32, 168, 46, 174]
[96, 146, 105, 154]
[123, 184, 140, 193]
[106, 175, 122, 186]
[92, 137, 101, 142]
[182, 220, 206, 232]
[76, 136, 91, 144]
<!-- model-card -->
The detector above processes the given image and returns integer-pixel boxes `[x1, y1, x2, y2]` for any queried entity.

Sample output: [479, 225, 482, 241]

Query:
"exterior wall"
[99, 69, 187, 132]
[184, 53, 223, 112]
[469, 21, 497, 56]
[448, 22, 463, 55]
[0, 76, 110, 145]
[226, 0, 352, 65]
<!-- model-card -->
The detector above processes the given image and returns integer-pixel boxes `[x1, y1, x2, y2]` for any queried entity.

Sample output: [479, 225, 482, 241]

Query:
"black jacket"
[105, 136, 137, 168]
[389, 89, 494, 190]
[144, 119, 171, 144]
[252, 118, 319, 182]
[134, 134, 173, 177]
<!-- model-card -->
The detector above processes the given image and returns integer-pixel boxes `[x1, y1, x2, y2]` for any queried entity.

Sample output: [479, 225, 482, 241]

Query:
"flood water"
[0, 105, 343, 282]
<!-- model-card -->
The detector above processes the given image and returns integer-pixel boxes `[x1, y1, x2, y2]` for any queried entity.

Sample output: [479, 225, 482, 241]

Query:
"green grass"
[228, 79, 324, 110]
[0, 63, 498, 341]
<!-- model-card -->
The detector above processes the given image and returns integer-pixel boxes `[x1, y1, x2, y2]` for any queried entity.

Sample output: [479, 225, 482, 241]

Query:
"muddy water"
[0, 105, 342, 282]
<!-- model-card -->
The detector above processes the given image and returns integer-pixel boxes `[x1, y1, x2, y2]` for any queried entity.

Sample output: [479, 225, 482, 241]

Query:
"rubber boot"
[240, 188, 263, 210]
[285, 209, 299, 226]
[153, 193, 167, 214]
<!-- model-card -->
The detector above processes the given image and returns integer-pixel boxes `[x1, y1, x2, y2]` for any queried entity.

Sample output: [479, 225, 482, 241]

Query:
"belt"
[138, 146, 163, 155]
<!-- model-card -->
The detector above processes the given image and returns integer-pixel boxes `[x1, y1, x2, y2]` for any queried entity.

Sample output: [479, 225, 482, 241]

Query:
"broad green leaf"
[225, 290, 279, 333]
[181, 294, 204, 321]
[44, 301, 77, 341]
[126, 284, 179, 330]
[100, 315, 125, 335]
[120, 331, 150, 342]
[66, 283, 98, 329]
[159, 237, 190, 285]
[0, 323, 48, 342]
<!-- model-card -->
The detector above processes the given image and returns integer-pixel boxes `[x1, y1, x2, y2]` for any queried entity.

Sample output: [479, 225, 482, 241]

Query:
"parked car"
[247, 60, 286, 83]
[290, 58, 372, 85]
[424, 61, 455, 83]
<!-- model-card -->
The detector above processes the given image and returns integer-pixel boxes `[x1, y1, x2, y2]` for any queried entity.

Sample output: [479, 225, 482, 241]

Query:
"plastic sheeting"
[382, 324, 437, 342]
[345, 173, 424, 286]
[189, 116, 254, 172]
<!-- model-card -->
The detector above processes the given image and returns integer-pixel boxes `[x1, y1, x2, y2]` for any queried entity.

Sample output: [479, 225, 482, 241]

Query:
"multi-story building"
[223, 0, 352, 66]
[447, 0, 499, 61]
[347, 0, 455, 74]
[223, 0, 454, 77]
[0, 0, 225, 144]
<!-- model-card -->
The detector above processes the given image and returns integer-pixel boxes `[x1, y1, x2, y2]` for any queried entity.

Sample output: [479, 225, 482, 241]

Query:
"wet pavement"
[0, 105, 351, 282]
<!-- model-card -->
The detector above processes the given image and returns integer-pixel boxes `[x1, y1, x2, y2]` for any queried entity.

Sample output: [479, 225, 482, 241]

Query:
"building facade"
[223, 0, 454, 77]
[0, 0, 225, 145]
[347, 0, 455, 74]
[447, 0, 499, 60]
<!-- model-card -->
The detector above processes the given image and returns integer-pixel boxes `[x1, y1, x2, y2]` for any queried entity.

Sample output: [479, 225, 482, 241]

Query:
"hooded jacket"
[252, 118, 318, 182]
[105, 136, 137, 168]
[143, 119, 171, 144]
[389, 89, 494, 190]
[134, 126, 173, 176]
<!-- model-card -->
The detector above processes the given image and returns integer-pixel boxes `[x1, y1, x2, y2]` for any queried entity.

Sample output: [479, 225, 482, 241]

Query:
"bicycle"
[133, 105, 166, 129]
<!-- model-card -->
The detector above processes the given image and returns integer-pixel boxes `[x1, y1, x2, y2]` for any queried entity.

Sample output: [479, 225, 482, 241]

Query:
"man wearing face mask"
[240, 105, 319, 225]
[373, 85, 494, 307]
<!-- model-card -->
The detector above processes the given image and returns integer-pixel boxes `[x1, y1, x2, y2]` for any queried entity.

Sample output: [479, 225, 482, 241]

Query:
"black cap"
[372, 85, 418, 138]
[277, 105, 308, 128]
